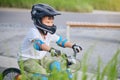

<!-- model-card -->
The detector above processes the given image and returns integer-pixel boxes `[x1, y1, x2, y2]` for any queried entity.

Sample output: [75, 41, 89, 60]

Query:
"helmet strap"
[40, 29, 48, 35]
[36, 26, 48, 35]
[37, 19, 48, 35]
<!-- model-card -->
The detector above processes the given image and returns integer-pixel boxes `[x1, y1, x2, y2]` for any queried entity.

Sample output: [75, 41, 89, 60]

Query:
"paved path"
[0, 8, 120, 27]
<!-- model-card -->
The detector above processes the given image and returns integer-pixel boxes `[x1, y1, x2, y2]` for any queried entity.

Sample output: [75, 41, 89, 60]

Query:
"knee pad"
[49, 61, 61, 71]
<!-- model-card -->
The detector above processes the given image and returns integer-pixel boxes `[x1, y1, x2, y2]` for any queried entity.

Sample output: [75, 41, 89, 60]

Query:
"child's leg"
[18, 59, 48, 80]
[40, 56, 62, 72]
[40, 56, 73, 80]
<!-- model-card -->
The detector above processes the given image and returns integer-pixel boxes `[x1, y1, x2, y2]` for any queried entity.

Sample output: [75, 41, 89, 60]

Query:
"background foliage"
[0, 0, 120, 12]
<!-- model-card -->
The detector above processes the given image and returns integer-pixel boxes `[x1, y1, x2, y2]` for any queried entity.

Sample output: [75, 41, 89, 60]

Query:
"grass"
[80, 49, 120, 80]
[0, 49, 120, 80]
[0, 73, 3, 80]
[100, 50, 120, 80]
[0, 0, 120, 12]
[89, 0, 120, 11]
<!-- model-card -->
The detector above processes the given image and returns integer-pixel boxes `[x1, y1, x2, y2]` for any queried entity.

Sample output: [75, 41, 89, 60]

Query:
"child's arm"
[33, 39, 61, 56]
[64, 41, 73, 48]
[56, 36, 82, 53]
[40, 44, 51, 52]
[32, 39, 50, 51]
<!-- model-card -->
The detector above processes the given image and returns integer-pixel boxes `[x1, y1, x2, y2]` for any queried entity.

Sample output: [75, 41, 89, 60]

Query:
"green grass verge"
[81, 48, 120, 80]
[0, 0, 120, 12]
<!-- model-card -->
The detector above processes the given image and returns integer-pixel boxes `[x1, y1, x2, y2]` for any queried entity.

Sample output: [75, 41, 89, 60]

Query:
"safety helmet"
[31, 4, 61, 35]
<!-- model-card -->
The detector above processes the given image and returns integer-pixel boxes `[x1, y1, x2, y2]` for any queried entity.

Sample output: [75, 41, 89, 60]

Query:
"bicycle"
[2, 52, 81, 80]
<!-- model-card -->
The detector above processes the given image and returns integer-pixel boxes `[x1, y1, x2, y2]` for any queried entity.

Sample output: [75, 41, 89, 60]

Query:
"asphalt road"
[0, 8, 120, 79]
[0, 8, 120, 26]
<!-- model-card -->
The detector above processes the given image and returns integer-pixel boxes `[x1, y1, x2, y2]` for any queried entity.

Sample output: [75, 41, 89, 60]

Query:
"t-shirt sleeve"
[28, 28, 41, 42]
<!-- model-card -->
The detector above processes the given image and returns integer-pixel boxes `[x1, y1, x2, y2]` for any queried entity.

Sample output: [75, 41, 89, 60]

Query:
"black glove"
[72, 44, 82, 53]
[49, 48, 61, 57]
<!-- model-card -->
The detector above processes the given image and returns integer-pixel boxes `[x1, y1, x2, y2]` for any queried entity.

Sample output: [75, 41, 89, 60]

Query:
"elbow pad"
[33, 40, 44, 51]
[56, 36, 68, 48]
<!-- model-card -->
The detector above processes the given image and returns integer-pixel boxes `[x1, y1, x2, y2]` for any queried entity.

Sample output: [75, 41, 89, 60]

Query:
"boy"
[18, 4, 82, 80]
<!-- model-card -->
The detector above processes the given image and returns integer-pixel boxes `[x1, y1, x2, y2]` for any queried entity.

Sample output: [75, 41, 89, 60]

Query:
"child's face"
[41, 16, 54, 26]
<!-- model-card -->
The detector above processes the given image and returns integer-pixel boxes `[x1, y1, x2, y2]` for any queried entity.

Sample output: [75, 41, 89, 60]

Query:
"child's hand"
[49, 48, 61, 57]
[72, 44, 82, 53]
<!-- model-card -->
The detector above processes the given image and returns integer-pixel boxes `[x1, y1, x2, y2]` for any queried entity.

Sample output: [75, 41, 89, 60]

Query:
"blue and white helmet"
[31, 4, 61, 35]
